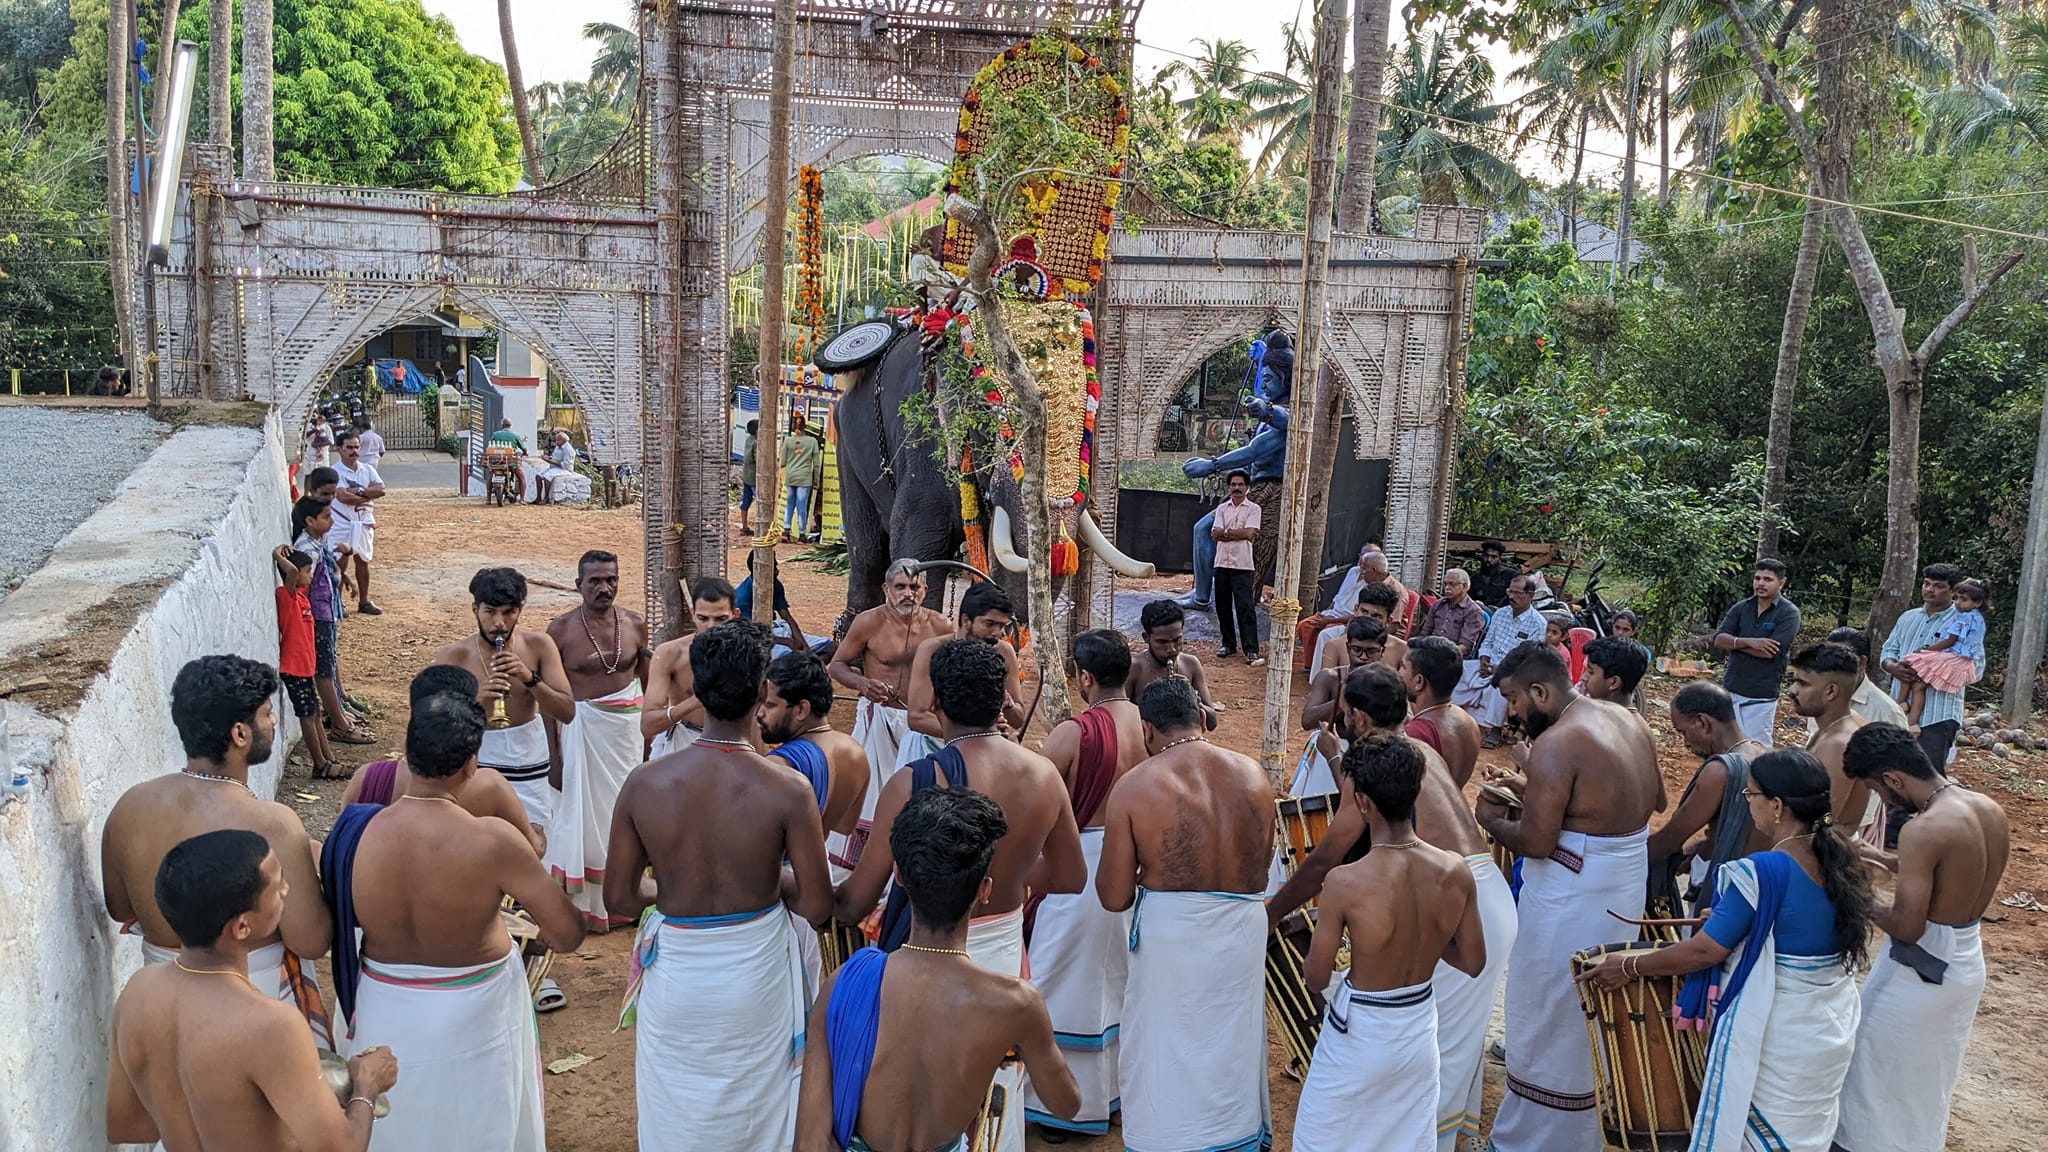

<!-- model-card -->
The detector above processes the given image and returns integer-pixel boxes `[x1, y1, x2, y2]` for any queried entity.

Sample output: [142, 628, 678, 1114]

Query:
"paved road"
[372, 449, 459, 492]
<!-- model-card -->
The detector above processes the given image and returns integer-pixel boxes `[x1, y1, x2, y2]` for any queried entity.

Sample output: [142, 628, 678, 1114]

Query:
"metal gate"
[370, 391, 439, 451]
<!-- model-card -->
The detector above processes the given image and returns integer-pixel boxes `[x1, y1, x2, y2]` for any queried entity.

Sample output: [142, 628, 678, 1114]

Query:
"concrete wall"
[0, 413, 291, 1152]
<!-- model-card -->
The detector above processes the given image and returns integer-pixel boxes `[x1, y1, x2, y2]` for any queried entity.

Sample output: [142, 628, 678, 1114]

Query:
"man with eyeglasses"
[1454, 575, 1547, 748]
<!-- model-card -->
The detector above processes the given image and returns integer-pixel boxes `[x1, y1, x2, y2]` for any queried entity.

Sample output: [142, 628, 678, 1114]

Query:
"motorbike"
[1551, 556, 1615, 637]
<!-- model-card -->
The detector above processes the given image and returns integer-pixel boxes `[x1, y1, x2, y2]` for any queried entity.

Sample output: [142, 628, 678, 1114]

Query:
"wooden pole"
[105, 0, 135, 376]
[2004, 368, 2048, 723]
[1259, 0, 1350, 789]
[652, 0, 688, 636]
[208, 0, 232, 149]
[751, 0, 799, 624]
[242, 0, 274, 180]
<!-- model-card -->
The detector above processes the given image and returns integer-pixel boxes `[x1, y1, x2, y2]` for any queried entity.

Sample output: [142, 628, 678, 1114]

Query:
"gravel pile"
[0, 408, 167, 597]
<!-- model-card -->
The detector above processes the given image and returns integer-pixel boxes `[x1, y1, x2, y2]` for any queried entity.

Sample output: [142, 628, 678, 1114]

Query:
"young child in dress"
[1901, 577, 1988, 725]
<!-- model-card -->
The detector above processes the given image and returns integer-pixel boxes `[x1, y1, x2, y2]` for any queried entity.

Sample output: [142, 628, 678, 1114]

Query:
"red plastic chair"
[1567, 626, 1597, 683]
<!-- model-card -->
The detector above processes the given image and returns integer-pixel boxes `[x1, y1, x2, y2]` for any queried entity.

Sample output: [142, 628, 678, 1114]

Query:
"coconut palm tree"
[1374, 32, 1524, 208]
[499, 0, 545, 185]
[583, 20, 641, 111]
[1238, 22, 1326, 178]
[1158, 38, 1259, 146]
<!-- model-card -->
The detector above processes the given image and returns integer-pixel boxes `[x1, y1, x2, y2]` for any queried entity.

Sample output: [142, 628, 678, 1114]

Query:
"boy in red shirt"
[271, 546, 333, 777]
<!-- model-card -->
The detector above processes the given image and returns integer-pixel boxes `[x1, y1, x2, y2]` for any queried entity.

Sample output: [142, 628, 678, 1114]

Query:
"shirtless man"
[605, 621, 833, 1149]
[1026, 628, 1148, 1139]
[836, 638, 1084, 1152]
[1293, 616, 1386, 794]
[1267, 664, 1515, 1150]
[1786, 643, 1873, 831]
[107, 831, 399, 1152]
[542, 549, 652, 929]
[339, 692, 584, 1150]
[1476, 641, 1662, 1152]
[1401, 635, 1483, 788]
[1293, 735, 1485, 1151]
[798, 789, 1081, 1152]
[829, 559, 954, 856]
[760, 650, 873, 874]
[1097, 677, 1274, 1152]
[101, 655, 334, 1048]
[1124, 598, 1221, 730]
[1835, 723, 2010, 1152]
[642, 576, 738, 755]
[1653, 682, 1769, 915]
[340, 665, 544, 855]
[430, 567, 575, 837]
[905, 581, 1028, 755]
[1313, 580, 1407, 679]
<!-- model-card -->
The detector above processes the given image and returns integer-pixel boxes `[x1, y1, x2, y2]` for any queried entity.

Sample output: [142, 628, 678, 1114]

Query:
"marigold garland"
[793, 165, 827, 360]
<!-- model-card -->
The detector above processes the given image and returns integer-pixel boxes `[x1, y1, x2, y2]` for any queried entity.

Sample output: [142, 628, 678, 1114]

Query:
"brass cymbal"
[318, 1052, 392, 1119]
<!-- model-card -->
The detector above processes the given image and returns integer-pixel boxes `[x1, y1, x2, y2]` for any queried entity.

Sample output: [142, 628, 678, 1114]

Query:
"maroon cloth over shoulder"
[1024, 705, 1122, 944]
[1404, 715, 1444, 757]
[356, 759, 399, 807]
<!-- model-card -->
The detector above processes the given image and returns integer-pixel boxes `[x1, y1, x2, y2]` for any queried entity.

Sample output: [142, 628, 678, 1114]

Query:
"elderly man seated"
[1294, 546, 1420, 671]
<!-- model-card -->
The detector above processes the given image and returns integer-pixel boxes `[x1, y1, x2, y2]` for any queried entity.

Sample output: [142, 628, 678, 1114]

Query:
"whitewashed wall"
[0, 413, 292, 1151]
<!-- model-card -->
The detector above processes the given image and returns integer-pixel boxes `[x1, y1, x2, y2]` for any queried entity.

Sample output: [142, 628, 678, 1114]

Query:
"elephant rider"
[904, 581, 1029, 764]
[827, 559, 955, 875]
[1177, 397, 1287, 611]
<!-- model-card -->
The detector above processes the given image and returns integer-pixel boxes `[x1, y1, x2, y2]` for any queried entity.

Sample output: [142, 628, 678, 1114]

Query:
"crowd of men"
[98, 537, 2013, 1152]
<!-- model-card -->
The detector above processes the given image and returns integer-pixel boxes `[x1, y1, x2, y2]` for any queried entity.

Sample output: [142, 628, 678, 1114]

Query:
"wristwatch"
[524, 668, 542, 688]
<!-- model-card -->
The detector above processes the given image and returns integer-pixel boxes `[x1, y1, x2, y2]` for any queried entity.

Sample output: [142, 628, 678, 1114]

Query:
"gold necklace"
[182, 770, 254, 797]
[1156, 734, 1206, 753]
[947, 730, 1004, 747]
[399, 794, 460, 806]
[899, 943, 971, 958]
[175, 960, 252, 985]
[1376, 837, 1426, 850]
[1772, 831, 1816, 850]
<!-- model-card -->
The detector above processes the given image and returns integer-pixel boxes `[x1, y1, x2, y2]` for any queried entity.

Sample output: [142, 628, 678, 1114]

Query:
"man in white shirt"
[1453, 574, 1547, 745]
[356, 421, 385, 470]
[329, 429, 387, 615]
[537, 431, 579, 504]
[1210, 470, 1263, 666]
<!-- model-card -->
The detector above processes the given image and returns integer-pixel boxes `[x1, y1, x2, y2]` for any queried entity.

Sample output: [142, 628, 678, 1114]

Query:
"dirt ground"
[287, 490, 2048, 1151]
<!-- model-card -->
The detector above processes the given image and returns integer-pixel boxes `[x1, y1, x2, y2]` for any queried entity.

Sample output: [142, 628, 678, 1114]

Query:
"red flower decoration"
[985, 389, 1004, 405]
[1539, 504, 1554, 513]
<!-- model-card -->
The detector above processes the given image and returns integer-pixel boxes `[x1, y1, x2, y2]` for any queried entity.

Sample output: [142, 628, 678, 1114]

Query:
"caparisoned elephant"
[831, 322, 1157, 621]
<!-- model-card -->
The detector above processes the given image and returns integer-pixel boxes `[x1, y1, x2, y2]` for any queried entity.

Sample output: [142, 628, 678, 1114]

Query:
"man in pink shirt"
[1211, 470, 1264, 666]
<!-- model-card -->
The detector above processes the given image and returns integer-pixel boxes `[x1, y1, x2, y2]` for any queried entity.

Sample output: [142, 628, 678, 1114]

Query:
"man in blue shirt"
[1712, 558, 1802, 747]
[737, 551, 814, 657]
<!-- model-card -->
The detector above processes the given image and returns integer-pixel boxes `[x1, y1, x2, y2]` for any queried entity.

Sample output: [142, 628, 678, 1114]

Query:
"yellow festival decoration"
[794, 165, 828, 360]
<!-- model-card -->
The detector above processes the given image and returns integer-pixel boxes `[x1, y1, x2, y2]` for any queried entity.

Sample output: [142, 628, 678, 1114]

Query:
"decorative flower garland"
[794, 165, 827, 360]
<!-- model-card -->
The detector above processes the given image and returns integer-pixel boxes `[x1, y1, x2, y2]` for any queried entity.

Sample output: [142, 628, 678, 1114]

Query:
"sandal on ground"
[328, 726, 377, 746]
[310, 762, 349, 781]
[355, 601, 383, 615]
[533, 978, 567, 1013]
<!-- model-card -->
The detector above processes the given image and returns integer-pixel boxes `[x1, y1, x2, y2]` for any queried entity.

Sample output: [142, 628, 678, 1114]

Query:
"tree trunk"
[242, 0, 273, 179]
[2004, 367, 2048, 722]
[1658, 60, 1671, 207]
[106, 0, 135, 368]
[752, 0, 797, 618]
[956, 202, 1072, 726]
[1260, 0, 1350, 789]
[1297, 0, 1381, 616]
[1757, 195, 1822, 561]
[1335, 0, 1391, 232]
[1567, 106, 1588, 245]
[498, 0, 546, 186]
[153, 1, 184, 130]
[1720, 0, 2023, 646]
[209, 0, 233, 149]
[1615, 55, 1640, 280]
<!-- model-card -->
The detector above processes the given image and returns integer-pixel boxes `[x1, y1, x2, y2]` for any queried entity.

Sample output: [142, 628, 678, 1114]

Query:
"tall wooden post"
[751, 0, 799, 624]
[1259, 0, 1350, 788]
[242, 0, 274, 179]
[2004, 370, 2048, 723]
[652, 0, 689, 635]
[208, 0, 233, 149]
[105, 0, 135, 373]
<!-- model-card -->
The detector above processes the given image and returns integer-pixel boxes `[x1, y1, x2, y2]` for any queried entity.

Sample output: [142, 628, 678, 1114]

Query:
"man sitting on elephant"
[827, 559, 955, 873]
[1179, 397, 1288, 611]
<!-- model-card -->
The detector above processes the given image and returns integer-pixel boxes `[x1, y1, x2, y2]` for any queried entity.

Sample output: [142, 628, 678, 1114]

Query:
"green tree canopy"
[274, 0, 521, 192]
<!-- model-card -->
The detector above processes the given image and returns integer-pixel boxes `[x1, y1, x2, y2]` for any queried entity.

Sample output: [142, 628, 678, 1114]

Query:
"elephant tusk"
[990, 507, 1031, 574]
[1079, 511, 1157, 578]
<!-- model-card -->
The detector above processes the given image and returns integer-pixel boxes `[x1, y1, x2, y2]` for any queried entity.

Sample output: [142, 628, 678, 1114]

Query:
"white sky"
[424, 1, 1645, 186]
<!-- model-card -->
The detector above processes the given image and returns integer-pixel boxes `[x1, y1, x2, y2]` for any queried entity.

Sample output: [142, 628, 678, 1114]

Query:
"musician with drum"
[1477, 642, 1662, 1152]
[1577, 750, 1874, 1152]
[107, 830, 401, 1152]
